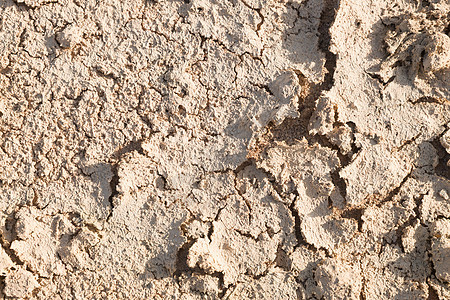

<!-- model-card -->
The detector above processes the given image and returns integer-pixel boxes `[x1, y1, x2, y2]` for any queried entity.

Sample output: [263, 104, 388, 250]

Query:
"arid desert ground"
[0, 0, 449, 299]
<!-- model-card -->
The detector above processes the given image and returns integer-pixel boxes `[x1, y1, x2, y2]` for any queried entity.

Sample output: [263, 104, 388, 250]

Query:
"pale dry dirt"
[0, 0, 449, 299]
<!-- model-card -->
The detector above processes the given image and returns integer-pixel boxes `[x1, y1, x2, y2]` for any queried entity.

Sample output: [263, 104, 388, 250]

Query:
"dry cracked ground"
[0, 0, 449, 299]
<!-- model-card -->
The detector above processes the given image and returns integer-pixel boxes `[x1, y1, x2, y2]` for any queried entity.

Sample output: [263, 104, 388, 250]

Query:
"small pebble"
[439, 189, 449, 200]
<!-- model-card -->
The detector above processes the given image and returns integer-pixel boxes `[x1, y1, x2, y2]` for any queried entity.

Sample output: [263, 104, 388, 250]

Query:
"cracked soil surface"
[0, 0, 449, 299]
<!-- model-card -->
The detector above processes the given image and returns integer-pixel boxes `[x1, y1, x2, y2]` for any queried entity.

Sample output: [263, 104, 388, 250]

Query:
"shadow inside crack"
[431, 137, 450, 180]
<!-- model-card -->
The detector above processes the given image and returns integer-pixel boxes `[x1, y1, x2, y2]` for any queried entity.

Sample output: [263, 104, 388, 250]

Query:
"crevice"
[317, 0, 340, 91]
[413, 192, 425, 222]
[377, 167, 413, 207]
[274, 243, 291, 272]
[409, 96, 449, 105]
[219, 282, 233, 299]
[426, 226, 439, 300]
[235, 229, 257, 241]
[232, 160, 252, 175]
[173, 235, 228, 298]
[320, 135, 353, 206]
[255, 9, 264, 34]
[395, 133, 421, 151]
[238, 0, 264, 35]
[430, 135, 450, 180]
[112, 139, 145, 158]
[331, 168, 347, 201]
[346, 121, 361, 155]
[173, 238, 196, 278]
[396, 216, 419, 253]
[332, 104, 345, 128]
[427, 284, 439, 300]
[268, 0, 341, 145]
[399, 191, 426, 249]
[156, 170, 174, 192]
[245, 269, 269, 280]
[263, 0, 343, 161]
[0, 225, 23, 267]
[207, 205, 226, 240]
[288, 196, 324, 255]
[13, 0, 59, 10]
[232, 160, 254, 222]
[359, 275, 366, 300]
[0, 215, 45, 281]
[365, 71, 395, 87]
[103, 140, 147, 222]
[289, 199, 303, 248]
[341, 207, 364, 232]
[250, 82, 274, 96]
[197, 33, 232, 54]
[106, 163, 119, 222]
[67, 88, 89, 108]
[251, 162, 333, 255]
[94, 66, 120, 82]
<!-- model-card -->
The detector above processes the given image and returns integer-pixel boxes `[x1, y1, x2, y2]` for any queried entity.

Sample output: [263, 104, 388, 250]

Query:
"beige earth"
[0, 0, 449, 299]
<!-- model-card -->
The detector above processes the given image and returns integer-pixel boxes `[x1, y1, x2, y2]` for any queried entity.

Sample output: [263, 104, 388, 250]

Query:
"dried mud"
[0, 0, 449, 299]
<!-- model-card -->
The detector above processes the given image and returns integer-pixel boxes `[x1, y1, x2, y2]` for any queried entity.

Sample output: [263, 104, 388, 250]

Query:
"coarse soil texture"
[0, 0, 449, 299]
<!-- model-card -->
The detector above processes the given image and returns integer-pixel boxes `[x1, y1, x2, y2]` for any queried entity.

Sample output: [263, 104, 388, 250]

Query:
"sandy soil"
[0, 0, 449, 299]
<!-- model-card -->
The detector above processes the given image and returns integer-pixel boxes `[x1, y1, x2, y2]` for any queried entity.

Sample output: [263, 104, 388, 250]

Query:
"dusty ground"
[0, 0, 449, 299]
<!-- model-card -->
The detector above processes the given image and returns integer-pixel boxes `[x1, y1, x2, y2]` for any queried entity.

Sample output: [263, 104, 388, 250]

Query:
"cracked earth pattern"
[0, 0, 449, 299]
